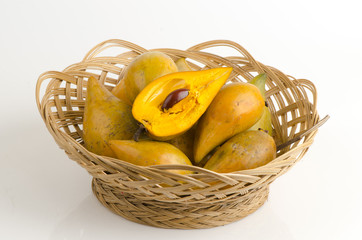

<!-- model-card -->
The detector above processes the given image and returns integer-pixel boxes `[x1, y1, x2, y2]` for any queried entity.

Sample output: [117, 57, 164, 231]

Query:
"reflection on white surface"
[49, 195, 294, 240]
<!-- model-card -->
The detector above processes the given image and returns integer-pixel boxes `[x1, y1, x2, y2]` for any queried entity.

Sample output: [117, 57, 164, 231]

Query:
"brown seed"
[161, 88, 189, 111]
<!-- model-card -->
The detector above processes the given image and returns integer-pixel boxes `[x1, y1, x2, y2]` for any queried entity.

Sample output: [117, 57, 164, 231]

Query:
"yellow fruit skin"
[111, 78, 129, 105]
[248, 74, 273, 136]
[109, 140, 193, 175]
[130, 125, 196, 162]
[204, 130, 276, 173]
[132, 67, 233, 141]
[112, 52, 178, 104]
[194, 82, 265, 163]
[166, 125, 196, 162]
[248, 106, 273, 135]
[175, 58, 193, 71]
[83, 77, 138, 157]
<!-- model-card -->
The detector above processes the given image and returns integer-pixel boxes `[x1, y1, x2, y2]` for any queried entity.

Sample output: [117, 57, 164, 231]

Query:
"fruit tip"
[259, 73, 267, 78]
[255, 73, 267, 82]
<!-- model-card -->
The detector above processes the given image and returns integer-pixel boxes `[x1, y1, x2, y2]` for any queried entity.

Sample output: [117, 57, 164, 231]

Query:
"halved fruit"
[132, 67, 233, 140]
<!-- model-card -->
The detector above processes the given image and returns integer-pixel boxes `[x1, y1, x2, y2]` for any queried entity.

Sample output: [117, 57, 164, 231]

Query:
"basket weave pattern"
[36, 39, 319, 229]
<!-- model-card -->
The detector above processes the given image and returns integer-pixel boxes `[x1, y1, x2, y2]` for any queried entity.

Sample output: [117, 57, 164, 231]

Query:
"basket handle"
[35, 72, 47, 113]
[35, 71, 77, 117]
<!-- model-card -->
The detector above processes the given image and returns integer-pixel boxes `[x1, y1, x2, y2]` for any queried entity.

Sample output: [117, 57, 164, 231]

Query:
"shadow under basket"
[36, 39, 321, 229]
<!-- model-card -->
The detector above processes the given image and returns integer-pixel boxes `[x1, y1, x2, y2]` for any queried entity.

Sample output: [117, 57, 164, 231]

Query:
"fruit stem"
[133, 124, 146, 142]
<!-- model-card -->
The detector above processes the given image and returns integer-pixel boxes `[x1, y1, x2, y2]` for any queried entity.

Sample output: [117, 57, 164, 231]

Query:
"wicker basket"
[36, 39, 321, 229]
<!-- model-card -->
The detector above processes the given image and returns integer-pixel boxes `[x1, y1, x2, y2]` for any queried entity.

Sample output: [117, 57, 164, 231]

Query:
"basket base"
[91, 178, 269, 229]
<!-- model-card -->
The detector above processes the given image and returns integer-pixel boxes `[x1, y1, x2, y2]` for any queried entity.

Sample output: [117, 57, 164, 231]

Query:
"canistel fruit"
[194, 82, 265, 164]
[82, 54, 276, 173]
[109, 140, 193, 175]
[83, 76, 138, 157]
[248, 73, 273, 136]
[112, 51, 178, 105]
[166, 125, 196, 162]
[132, 67, 233, 140]
[175, 58, 193, 71]
[203, 130, 276, 173]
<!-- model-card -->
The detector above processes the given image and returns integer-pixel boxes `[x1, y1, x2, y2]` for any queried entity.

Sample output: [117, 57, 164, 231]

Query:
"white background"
[1, 0, 361, 239]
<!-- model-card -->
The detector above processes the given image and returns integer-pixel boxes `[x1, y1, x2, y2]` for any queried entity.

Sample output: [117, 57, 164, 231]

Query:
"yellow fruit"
[204, 130, 276, 173]
[175, 58, 193, 71]
[166, 126, 196, 162]
[248, 74, 273, 136]
[194, 82, 265, 163]
[132, 67, 232, 140]
[109, 140, 193, 175]
[83, 76, 138, 157]
[111, 51, 178, 105]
